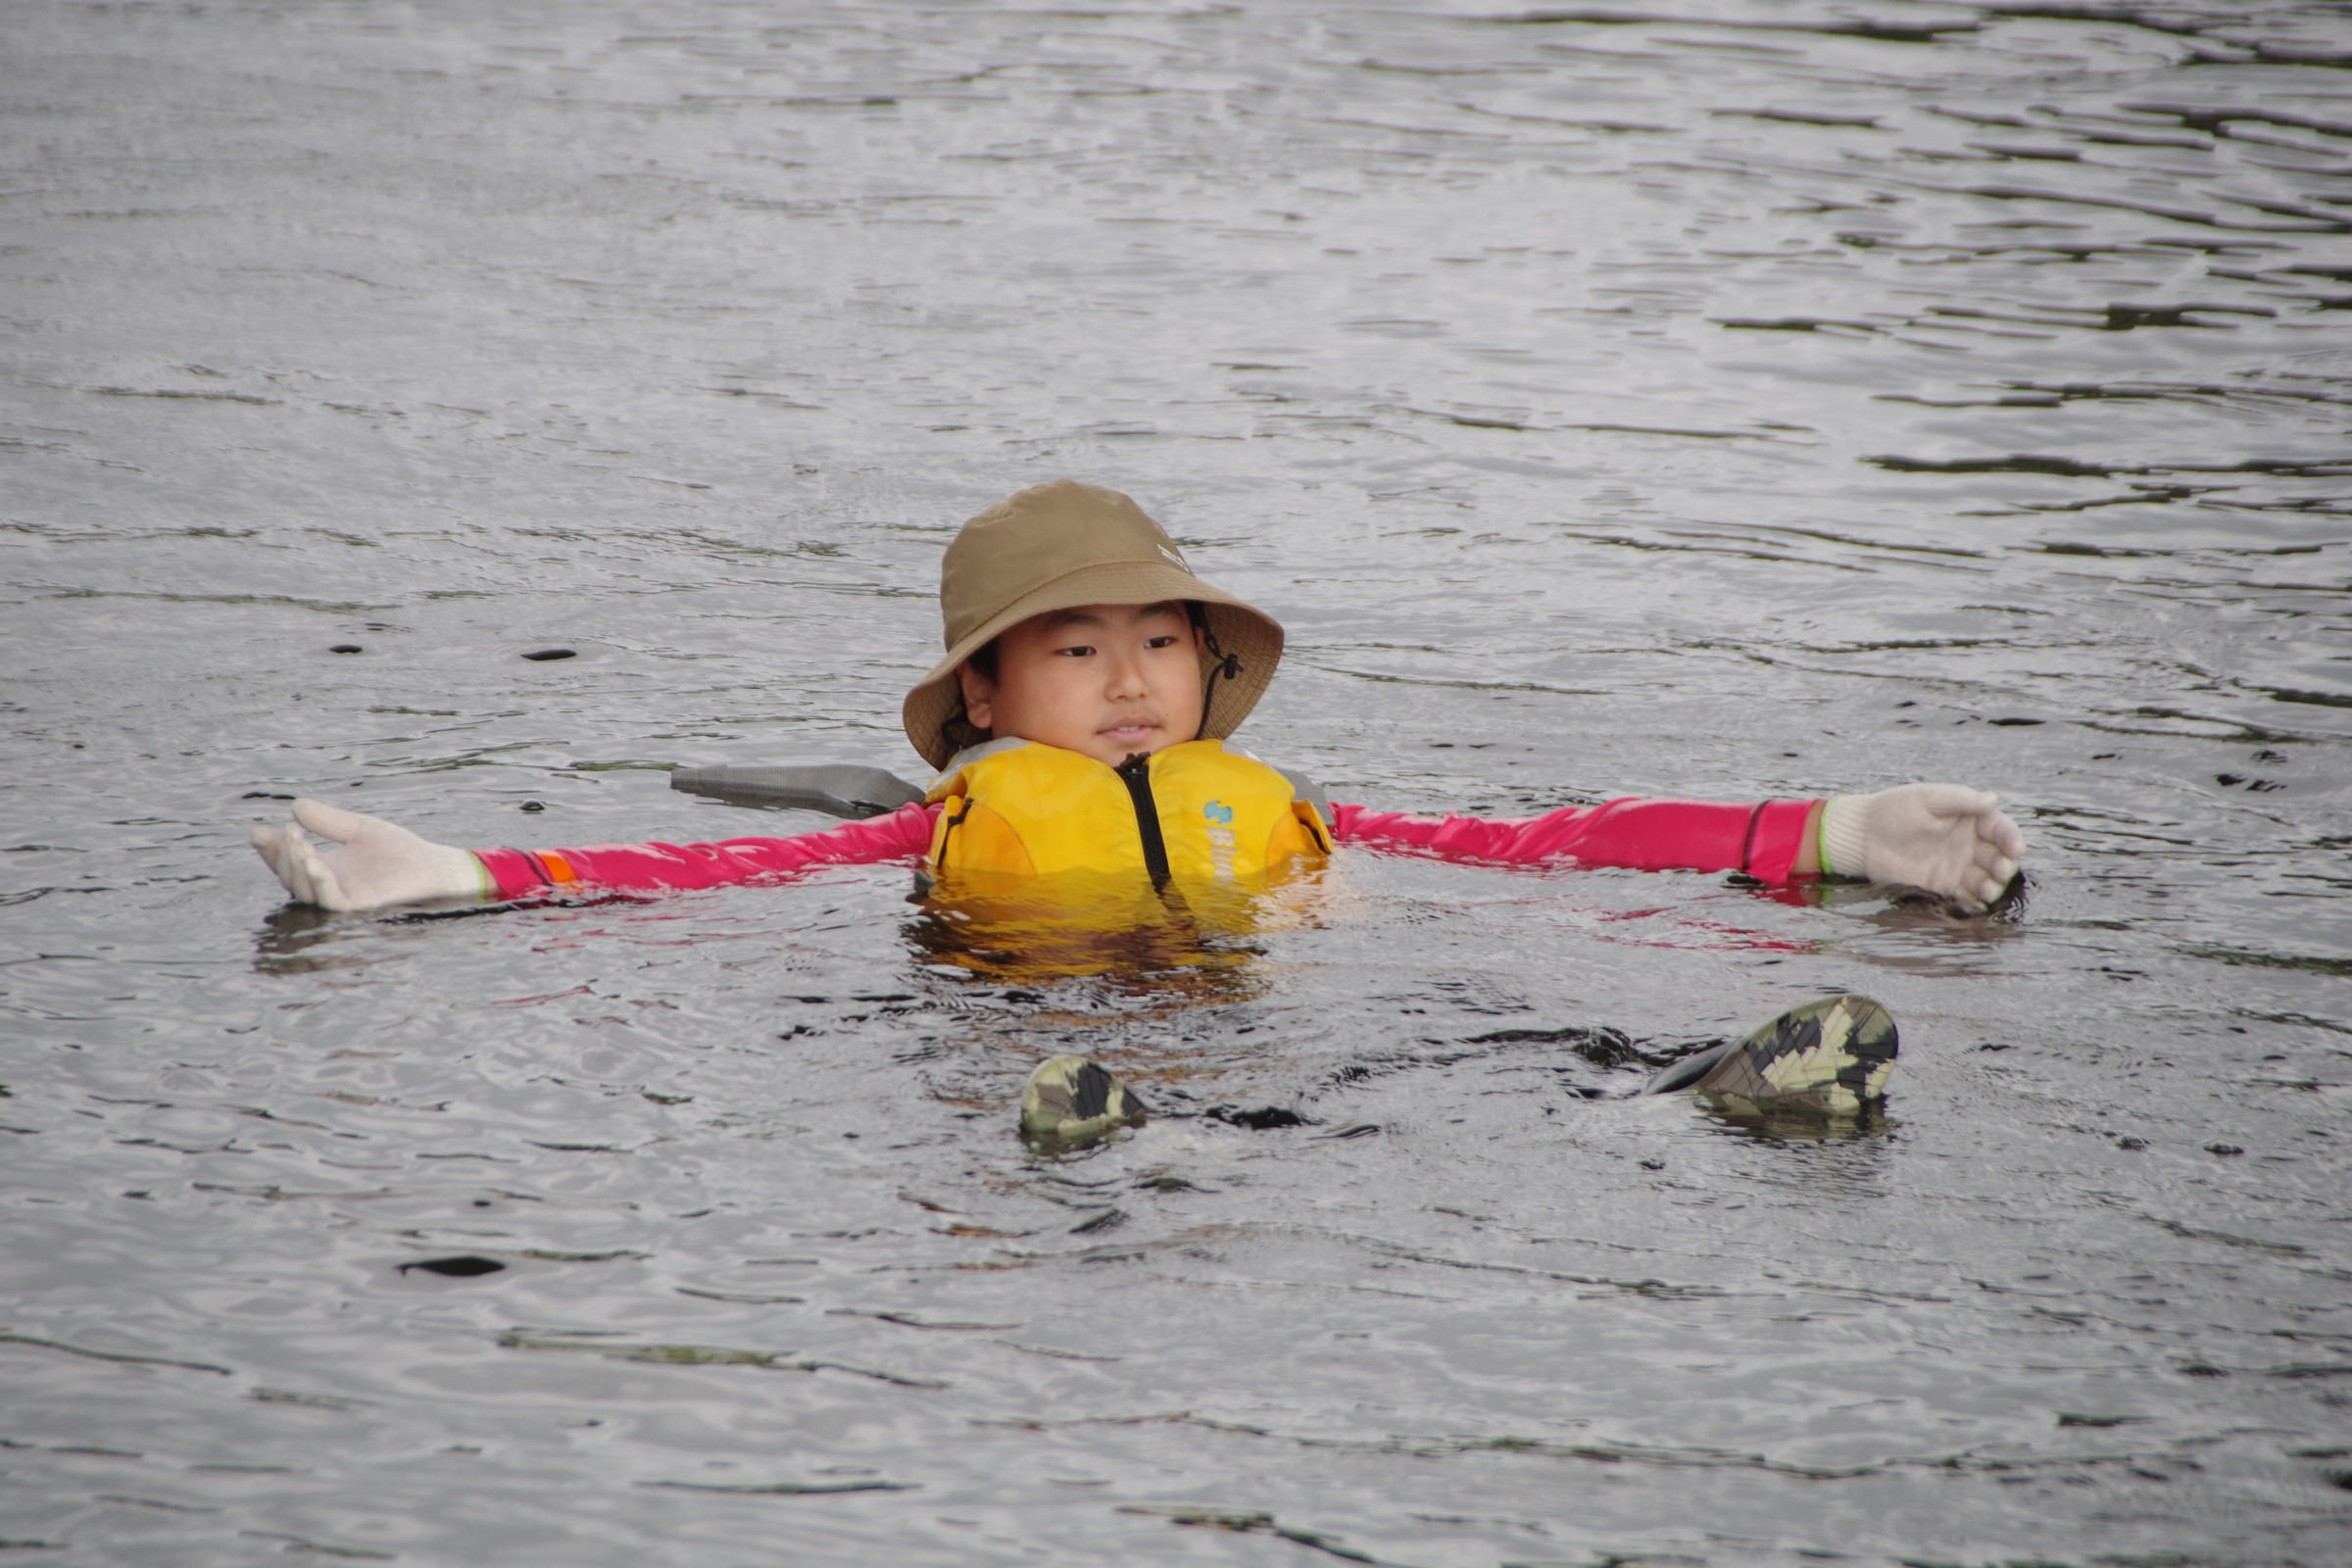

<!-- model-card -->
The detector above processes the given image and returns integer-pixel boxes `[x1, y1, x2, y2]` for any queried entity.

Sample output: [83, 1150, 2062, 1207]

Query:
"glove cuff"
[1821, 795, 1872, 879]
[423, 843, 492, 903]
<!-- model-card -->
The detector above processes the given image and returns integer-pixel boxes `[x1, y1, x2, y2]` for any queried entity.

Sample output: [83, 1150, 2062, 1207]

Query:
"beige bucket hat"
[901, 479, 1285, 771]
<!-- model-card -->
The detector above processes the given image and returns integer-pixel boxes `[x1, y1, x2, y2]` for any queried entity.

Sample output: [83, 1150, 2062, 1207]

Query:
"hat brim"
[901, 559, 1282, 772]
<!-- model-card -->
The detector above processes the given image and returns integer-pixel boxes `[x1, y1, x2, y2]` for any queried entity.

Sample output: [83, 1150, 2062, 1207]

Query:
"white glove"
[1820, 784, 2024, 913]
[250, 798, 486, 911]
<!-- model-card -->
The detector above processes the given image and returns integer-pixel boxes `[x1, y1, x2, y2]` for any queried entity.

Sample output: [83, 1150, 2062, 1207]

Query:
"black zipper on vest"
[1114, 752, 1172, 893]
[933, 798, 974, 872]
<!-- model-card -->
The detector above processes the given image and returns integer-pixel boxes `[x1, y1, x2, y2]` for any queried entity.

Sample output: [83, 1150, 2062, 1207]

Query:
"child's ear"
[956, 661, 996, 733]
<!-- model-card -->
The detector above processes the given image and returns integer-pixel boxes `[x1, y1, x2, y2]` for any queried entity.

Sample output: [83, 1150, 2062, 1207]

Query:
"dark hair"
[941, 636, 1001, 754]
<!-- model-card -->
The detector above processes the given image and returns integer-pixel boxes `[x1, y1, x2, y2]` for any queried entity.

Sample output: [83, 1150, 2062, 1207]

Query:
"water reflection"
[12, 0, 2351, 1562]
[250, 903, 368, 975]
[901, 868, 1320, 1001]
[252, 895, 538, 974]
[1694, 1097, 1899, 1148]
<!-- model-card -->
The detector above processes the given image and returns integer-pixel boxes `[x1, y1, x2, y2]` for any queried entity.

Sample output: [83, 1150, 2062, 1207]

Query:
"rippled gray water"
[6, 2, 2350, 1563]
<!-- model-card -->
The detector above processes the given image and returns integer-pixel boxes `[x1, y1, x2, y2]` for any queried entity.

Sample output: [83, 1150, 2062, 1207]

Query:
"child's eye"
[1054, 644, 1095, 658]
[1145, 635, 1182, 650]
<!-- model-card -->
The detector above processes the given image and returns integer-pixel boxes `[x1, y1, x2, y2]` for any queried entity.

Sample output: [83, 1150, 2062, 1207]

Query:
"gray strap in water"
[669, 763, 926, 819]
[1278, 767, 1331, 819]
[670, 760, 1329, 822]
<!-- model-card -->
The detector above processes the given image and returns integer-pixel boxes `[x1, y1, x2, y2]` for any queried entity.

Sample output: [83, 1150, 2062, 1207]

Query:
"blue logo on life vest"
[1203, 801, 1237, 878]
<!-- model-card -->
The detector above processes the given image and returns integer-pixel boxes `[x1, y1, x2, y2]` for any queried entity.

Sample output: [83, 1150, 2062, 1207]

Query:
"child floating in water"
[253, 480, 2023, 1136]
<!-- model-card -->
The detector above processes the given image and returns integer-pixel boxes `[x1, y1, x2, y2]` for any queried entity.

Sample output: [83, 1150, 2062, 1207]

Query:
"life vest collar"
[926, 735, 1035, 801]
[923, 738, 1330, 886]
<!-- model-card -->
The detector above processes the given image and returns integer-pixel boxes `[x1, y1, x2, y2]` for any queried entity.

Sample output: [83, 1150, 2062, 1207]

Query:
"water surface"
[4, 3, 2349, 1563]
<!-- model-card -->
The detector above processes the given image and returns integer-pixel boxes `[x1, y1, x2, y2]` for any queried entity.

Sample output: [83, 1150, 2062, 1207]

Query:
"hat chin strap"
[1187, 602, 1244, 740]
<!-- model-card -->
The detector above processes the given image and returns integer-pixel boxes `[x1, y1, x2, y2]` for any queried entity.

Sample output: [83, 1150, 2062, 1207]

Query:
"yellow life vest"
[923, 738, 1330, 890]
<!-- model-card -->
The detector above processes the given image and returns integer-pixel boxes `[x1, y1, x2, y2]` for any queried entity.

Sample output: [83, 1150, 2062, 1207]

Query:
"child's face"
[957, 601, 1205, 766]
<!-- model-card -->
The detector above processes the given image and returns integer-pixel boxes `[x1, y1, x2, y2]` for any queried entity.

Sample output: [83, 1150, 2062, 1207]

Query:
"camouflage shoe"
[1643, 995, 1897, 1115]
[1020, 1054, 1149, 1150]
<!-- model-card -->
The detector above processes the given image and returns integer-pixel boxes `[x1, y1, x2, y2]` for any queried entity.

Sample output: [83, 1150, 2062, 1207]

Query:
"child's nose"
[1102, 648, 1148, 697]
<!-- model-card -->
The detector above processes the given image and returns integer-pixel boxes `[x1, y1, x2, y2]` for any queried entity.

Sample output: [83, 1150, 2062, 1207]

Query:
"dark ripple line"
[1895, 378, 2352, 412]
[1121, 1507, 1405, 1566]
[1916, 178, 2347, 237]
[2127, 100, 2352, 143]
[0, 1332, 230, 1376]
[1693, 141, 2352, 240]
[240, 1534, 392, 1561]
[497, 1331, 948, 1388]
[1360, 1239, 1742, 1298]
[2172, 943, 2352, 981]
[637, 1478, 917, 1495]
[1489, 2, 2349, 65]
[1871, 454, 2352, 479]
[1484, 9, 1978, 45]
[1013, 1410, 2191, 1483]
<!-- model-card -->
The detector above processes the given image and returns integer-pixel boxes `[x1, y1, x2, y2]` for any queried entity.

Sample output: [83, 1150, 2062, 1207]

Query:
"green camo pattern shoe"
[1020, 1054, 1149, 1150]
[1643, 994, 1897, 1114]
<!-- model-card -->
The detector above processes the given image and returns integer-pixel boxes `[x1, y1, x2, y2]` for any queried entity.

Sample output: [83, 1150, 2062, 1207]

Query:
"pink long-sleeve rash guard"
[471, 796, 1819, 902]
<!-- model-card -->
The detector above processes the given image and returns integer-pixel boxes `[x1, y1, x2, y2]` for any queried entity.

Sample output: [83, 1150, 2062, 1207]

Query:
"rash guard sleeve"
[1326, 797, 1818, 883]
[466, 794, 1818, 902]
[471, 802, 941, 900]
